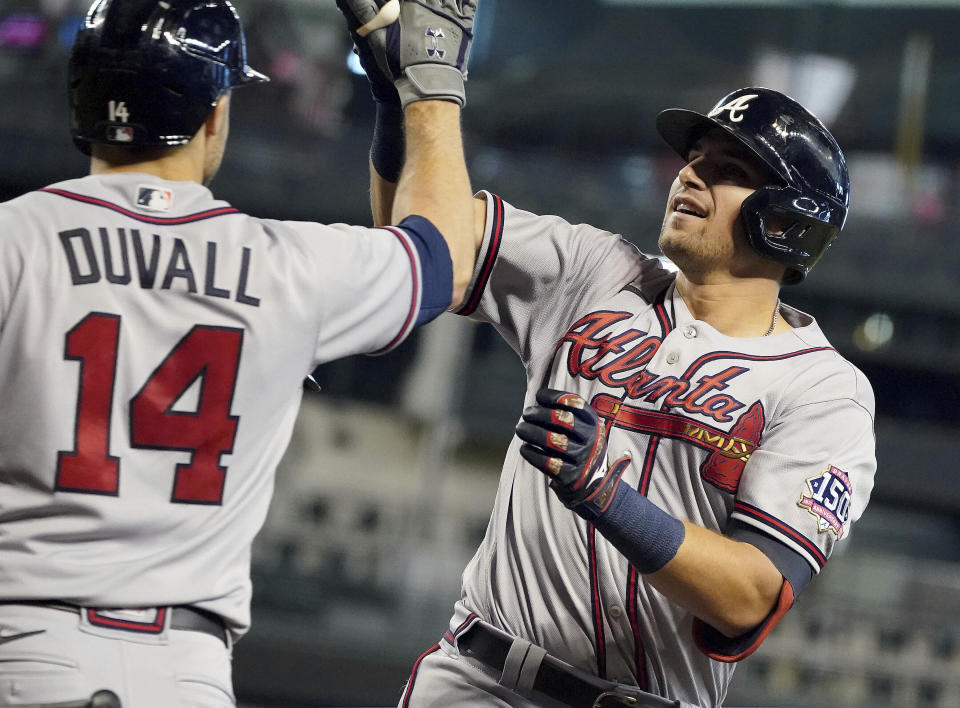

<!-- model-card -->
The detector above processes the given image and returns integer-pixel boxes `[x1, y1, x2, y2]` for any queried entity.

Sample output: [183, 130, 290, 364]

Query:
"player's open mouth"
[673, 197, 706, 218]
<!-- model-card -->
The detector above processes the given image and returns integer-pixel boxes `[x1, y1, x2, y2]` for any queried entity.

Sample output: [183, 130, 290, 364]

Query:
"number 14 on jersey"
[55, 312, 243, 505]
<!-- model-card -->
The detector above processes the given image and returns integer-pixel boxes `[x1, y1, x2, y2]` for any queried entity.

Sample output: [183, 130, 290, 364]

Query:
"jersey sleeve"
[454, 192, 666, 367]
[283, 216, 451, 366]
[733, 363, 876, 574]
[694, 358, 876, 661]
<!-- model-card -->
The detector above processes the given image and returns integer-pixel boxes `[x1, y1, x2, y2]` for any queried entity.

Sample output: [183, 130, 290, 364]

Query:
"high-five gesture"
[337, 0, 477, 107]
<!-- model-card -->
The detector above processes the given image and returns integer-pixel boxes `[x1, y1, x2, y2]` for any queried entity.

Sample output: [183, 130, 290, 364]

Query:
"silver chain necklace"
[763, 299, 780, 337]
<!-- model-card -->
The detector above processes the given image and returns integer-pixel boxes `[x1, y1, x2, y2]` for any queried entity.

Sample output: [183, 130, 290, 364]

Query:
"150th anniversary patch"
[798, 465, 852, 538]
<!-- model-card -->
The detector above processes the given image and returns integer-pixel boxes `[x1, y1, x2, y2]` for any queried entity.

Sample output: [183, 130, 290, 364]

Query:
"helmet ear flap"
[741, 187, 841, 285]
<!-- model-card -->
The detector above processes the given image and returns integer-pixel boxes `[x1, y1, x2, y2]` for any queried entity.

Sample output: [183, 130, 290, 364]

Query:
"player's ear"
[205, 92, 232, 141]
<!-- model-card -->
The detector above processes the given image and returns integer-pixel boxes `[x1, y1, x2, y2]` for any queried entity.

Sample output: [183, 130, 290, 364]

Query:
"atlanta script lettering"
[560, 311, 746, 423]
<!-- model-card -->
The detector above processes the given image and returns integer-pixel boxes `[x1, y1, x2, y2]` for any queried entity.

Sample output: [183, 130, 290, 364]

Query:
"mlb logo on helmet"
[107, 126, 134, 143]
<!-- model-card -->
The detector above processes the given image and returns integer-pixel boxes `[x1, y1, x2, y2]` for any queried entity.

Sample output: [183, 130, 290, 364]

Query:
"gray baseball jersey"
[0, 173, 451, 641]
[408, 193, 876, 707]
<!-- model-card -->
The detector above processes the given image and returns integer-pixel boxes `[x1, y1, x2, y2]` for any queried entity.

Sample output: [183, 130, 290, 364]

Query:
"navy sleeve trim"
[392, 215, 453, 329]
[455, 193, 504, 317]
[397, 215, 453, 326]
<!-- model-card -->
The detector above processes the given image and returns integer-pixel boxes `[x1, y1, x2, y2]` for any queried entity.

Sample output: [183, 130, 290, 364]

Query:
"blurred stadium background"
[4, 0, 960, 706]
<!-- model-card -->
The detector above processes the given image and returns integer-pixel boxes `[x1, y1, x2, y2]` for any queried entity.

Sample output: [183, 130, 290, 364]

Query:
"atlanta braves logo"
[561, 311, 747, 423]
[698, 401, 764, 492]
[593, 395, 764, 493]
[708, 94, 759, 123]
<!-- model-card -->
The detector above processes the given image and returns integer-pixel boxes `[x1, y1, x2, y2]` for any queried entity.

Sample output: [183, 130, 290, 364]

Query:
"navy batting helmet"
[656, 87, 849, 284]
[69, 0, 269, 156]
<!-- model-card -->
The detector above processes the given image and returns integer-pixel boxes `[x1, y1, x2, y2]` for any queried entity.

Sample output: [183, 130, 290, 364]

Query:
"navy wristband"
[371, 102, 404, 183]
[586, 483, 686, 574]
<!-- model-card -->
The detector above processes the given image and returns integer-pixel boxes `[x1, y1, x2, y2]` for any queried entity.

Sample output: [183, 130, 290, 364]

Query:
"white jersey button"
[666, 351, 679, 364]
[610, 605, 623, 619]
[683, 326, 697, 339]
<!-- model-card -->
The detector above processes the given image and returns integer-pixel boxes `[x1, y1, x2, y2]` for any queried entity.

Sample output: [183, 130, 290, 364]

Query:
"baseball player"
[353, 32, 876, 705]
[0, 0, 476, 706]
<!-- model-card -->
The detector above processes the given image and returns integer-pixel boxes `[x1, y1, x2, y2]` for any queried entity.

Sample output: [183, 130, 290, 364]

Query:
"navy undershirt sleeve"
[370, 102, 404, 182]
[728, 520, 814, 595]
[691, 520, 816, 660]
[396, 215, 453, 326]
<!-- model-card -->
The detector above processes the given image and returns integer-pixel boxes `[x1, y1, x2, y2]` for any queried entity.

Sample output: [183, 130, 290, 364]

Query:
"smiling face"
[658, 128, 785, 281]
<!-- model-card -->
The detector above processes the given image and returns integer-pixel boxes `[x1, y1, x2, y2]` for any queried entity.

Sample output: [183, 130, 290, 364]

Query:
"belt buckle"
[592, 691, 638, 708]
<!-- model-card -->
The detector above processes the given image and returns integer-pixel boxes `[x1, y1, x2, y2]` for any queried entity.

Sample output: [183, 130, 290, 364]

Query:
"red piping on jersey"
[38, 188, 240, 225]
[442, 612, 478, 645]
[369, 226, 421, 355]
[586, 524, 607, 678]
[626, 287, 672, 687]
[681, 347, 835, 379]
[624, 433, 661, 688]
[653, 299, 671, 336]
[400, 643, 442, 708]
[635, 286, 673, 498]
[637, 437, 659, 503]
[86, 607, 167, 634]
[692, 579, 796, 662]
[626, 566, 647, 689]
[733, 501, 827, 569]
[455, 193, 504, 317]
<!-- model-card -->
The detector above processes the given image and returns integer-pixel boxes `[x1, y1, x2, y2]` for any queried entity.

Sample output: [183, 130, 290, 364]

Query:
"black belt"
[457, 621, 679, 708]
[6, 602, 228, 647]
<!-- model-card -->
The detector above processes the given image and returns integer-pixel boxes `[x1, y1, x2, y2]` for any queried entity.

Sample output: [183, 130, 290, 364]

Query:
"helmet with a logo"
[656, 87, 849, 284]
[69, 0, 269, 156]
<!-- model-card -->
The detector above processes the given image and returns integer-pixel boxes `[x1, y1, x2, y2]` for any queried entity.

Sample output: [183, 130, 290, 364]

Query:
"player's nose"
[678, 158, 707, 191]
